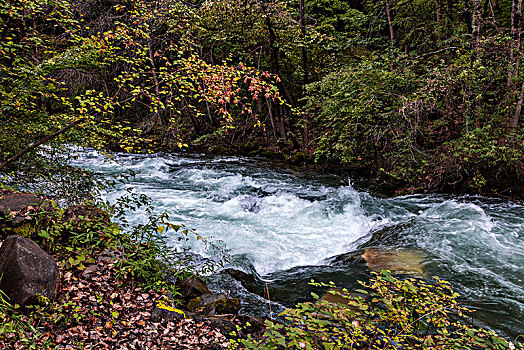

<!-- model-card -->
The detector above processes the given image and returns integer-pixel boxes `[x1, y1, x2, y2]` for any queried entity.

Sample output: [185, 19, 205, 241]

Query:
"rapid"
[77, 151, 524, 338]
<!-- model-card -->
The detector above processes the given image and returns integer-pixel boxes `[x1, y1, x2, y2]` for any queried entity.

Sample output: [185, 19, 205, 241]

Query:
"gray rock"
[0, 192, 51, 218]
[81, 264, 100, 278]
[0, 235, 59, 306]
[0, 192, 53, 239]
[96, 249, 124, 264]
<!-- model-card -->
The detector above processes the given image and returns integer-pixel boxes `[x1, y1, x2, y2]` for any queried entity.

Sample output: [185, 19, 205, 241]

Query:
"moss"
[12, 221, 36, 238]
[286, 152, 309, 165]
[156, 301, 186, 317]
[213, 298, 241, 314]
[259, 149, 275, 157]
[187, 296, 201, 311]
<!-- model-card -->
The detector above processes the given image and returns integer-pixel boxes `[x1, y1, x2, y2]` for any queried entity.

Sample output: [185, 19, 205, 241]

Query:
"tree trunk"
[385, 0, 395, 50]
[266, 98, 277, 140]
[509, 0, 523, 138]
[300, 0, 308, 86]
[436, 0, 441, 23]
[511, 83, 524, 141]
[147, 40, 165, 130]
[0, 118, 86, 172]
[471, 0, 481, 50]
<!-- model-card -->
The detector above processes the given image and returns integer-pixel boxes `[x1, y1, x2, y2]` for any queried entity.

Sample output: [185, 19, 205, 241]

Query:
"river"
[77, 150, 524, 339]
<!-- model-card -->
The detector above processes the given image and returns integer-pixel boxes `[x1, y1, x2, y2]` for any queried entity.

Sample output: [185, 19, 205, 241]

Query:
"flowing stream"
[77, 151, 524, 338]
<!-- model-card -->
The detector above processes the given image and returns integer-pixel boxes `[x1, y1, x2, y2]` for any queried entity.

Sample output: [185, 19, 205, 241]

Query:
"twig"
[0, 117, 86, 172]
[265, 282, 273, 320]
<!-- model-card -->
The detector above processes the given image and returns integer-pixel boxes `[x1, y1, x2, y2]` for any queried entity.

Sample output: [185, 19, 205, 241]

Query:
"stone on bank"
[0, 235, 59, 306]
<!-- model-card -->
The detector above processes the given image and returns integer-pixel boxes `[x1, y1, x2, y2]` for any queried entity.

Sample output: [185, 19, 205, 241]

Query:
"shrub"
[231, 270, 522, 349]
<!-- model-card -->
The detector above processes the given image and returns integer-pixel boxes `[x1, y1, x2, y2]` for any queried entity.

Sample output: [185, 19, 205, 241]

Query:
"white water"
[76, 150, 524, 337]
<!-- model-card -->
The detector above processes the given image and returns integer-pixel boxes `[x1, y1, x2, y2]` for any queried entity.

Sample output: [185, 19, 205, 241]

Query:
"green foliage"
[231, 271, 522, 349]
[0, 287, 55, 349]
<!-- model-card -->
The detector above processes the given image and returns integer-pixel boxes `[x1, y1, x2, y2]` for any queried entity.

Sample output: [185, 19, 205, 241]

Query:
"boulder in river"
[362, 248, 426, 276]
[0, 235, 59, 306]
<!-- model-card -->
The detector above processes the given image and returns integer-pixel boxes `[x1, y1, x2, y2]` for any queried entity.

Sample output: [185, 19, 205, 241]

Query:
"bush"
[231, 270, 522, 349]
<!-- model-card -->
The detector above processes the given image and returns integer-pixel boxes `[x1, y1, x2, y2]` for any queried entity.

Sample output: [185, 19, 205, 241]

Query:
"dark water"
[78, 151, 524, 338]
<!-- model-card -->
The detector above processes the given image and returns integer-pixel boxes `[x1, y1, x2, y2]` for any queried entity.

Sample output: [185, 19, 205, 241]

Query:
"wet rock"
[0, 235, 59, 306]
[62, 205, 110, 225]
[207, 269, 281, 317]
[192, 316, 237, 339]
[188, 293, 225, 311]
[176, 276, 211, 304]
[320, 288, 354, 305]
[237, 315, 267, 336]
[360, 224, 410, 248]
[150, 305, 185, 322]
[329, 246, 426, 276]
[222, 268, 263, 293]
[213, 297, 241, 315]
[362, 248, 426, 276]
[327, 250, 366, 266]
[188, 293, 241, 316]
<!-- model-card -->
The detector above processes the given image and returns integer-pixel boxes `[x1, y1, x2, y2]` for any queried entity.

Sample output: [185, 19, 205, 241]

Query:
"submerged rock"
[0, 235, 59, 306]
[320, 288, 354, 305]
[361, 248, 426, 276]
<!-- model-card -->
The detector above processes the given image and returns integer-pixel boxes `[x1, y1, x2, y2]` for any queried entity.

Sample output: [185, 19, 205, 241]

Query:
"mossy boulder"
[11, 221, 37, 238]
[0, 191, 54, 240]
[212, 297, 241, 315]
[187, 293, 241, 316]
[176, 276, 211, 304]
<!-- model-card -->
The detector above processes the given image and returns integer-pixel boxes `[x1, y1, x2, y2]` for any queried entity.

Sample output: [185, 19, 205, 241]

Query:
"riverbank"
[160, 138, 524, 202]
[0, 190, 265, 349]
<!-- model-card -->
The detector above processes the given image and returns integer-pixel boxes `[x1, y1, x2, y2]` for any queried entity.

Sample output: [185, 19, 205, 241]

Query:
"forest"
[2, 0, 524, 198]
[0, 0, 524, 348]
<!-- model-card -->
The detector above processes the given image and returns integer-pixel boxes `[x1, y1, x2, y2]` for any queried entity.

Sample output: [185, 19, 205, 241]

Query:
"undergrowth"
[0, 190, 228, 348]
